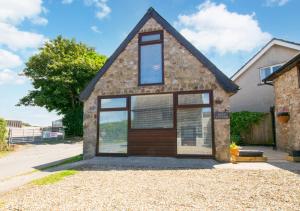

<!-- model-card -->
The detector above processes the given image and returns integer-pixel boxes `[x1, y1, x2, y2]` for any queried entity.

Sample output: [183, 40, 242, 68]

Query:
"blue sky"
[0, 0, 299, 126]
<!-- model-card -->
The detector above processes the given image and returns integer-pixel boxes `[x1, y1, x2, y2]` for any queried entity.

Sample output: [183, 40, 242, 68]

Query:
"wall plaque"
[214, 111, 230, 119]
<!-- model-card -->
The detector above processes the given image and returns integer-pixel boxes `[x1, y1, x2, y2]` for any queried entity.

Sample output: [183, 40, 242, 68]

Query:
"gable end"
[80, 7, 238, 101]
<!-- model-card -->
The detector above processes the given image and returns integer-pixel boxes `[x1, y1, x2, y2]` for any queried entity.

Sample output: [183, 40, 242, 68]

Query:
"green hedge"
[230, 111, 264, 145]
[0, 118, 8, 151]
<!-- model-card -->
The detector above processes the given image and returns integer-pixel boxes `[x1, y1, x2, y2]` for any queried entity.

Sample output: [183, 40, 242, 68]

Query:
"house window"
[130, 94, 173, 129]
[139, 31, 163, 85]
[260, 64, 282, 81]
[98, 97, 128, 154]
[100, 98, 127, 109]
[178, 93, 210, 105]
[176, 92, 213, 155]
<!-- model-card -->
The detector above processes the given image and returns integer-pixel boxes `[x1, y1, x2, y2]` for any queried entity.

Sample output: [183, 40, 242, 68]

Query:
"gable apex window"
[138, 31, 164, 85]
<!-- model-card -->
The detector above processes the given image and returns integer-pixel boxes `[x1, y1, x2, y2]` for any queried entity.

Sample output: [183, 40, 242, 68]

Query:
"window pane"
[140, 44, 162, 84]
[272, 65, 281, 73]
[131, 94, 173, 129]
[141, 33, 161, 42]
[101, 98, 127, 108]
[177, 108, 212, 155]
[99, 111, 127, 153]
[178, 93, 210, 105]
[260, 67, 271, 80]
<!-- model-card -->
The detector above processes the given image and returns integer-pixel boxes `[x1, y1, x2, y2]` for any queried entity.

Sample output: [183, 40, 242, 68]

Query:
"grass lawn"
[31, 170, 78, 185]
[37, 154, 83, 171]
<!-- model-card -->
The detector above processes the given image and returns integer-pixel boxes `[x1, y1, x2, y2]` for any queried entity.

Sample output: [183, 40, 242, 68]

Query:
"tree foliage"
[230, 111, 265, 145]
[18, 36, 107, 136]
[0, 118, 8, 151]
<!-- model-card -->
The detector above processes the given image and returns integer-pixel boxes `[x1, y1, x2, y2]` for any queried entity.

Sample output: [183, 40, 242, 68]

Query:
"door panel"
[128, 129, 176, 156]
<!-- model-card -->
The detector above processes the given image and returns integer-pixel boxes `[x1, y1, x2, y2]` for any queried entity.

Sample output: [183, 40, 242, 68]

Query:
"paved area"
[0, 140, 82, 181]
[0, 159, 87, 194]
[1, 157, 299, 210]
[242, 146, 288, 161]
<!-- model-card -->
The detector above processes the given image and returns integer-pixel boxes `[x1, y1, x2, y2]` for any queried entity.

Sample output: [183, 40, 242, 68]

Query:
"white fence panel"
[8, 128, 42, 143]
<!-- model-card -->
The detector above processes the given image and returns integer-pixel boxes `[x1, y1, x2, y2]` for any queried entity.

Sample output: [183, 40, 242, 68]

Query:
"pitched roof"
[264, 52, 300, 81]
[79, 7, 238, 101]
[231, 38, 300, 81]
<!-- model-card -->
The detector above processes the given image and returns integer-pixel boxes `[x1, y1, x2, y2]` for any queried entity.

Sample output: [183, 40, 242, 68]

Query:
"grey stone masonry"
[83, 18, 232, 161]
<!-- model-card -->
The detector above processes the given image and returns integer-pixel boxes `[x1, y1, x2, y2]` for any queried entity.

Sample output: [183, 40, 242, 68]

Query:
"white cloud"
[84, 0, 111, 19]
[94, 0, 111, 19]
[0, 23, 47, 51]
[0, 69, 26, 85]
[176, 1, 271, 54]
[31, 16, 48, 25]
[0, 1, 48, 51]
[91, 25, 101, 33]
[62, 0, 74, 4]
[64, 0, 111, 19]
[0, 49, 22, 69]
[0, 0, 47, 25]
[265, 0, 289, 6]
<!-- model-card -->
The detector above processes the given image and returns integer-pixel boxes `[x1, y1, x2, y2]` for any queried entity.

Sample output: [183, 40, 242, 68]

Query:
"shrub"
[0, 118, 8, 151]
[230, 111, 264, 145]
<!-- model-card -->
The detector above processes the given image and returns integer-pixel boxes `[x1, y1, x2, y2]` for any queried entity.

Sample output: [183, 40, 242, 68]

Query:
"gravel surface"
[1, 168, 299, 210]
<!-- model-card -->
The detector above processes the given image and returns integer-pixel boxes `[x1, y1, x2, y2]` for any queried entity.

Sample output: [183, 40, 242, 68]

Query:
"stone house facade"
[80, 8, 238, 161]
[265, 53, 300, 152]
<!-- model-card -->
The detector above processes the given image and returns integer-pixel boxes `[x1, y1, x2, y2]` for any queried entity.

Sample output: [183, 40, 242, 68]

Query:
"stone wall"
[83, 18, 232, 161]
[273, 66, 300, 152]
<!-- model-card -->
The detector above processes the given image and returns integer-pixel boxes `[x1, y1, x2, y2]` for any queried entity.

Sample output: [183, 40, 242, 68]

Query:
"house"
[80, 8, 238, 161]
[230, 39, 300, 113]
[264, 53, 300, 153]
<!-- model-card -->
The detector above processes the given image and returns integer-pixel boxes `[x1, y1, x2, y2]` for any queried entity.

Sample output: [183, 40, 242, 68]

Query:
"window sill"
[138, 82, 164, 86]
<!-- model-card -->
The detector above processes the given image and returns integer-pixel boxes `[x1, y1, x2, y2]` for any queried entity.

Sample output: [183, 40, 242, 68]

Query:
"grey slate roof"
[264, 52, 300, 81]
[79, 7, 238, 101]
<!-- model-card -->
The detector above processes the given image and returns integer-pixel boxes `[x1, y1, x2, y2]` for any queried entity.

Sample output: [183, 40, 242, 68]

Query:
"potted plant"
[230, 142, 239, 164]
[277, 107, 290, 123]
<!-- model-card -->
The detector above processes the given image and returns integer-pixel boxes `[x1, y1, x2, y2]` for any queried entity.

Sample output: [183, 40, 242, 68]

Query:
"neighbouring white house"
[230, 38, 300, 113]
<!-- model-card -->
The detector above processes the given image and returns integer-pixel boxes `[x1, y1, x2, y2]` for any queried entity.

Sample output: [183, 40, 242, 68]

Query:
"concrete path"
[0, 159, 87, 194]
[0, 140, 82, 181]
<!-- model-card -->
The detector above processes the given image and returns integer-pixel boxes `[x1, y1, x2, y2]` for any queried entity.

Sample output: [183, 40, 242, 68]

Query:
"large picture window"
[139, 31, 163, 85]
[130, 94, 173, 129]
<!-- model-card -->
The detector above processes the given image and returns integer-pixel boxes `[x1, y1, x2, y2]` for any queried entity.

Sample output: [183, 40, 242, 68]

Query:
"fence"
[8, 128, 65, 144]
[8, 128, 42, 144]
[241, 113, 274, 145]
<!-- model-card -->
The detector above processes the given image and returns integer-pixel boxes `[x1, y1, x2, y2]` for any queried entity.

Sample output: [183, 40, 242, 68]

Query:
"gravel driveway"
[0, 158, 299, 210]
[0, 140, 82, 181]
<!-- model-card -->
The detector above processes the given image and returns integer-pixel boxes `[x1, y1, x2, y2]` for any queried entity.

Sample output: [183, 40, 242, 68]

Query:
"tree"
[18, 36, 107, 136]
[0, 118, 8, 151]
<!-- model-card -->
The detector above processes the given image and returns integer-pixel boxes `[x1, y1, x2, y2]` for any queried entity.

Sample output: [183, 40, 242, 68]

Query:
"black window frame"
[138, 30, 164, 86]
